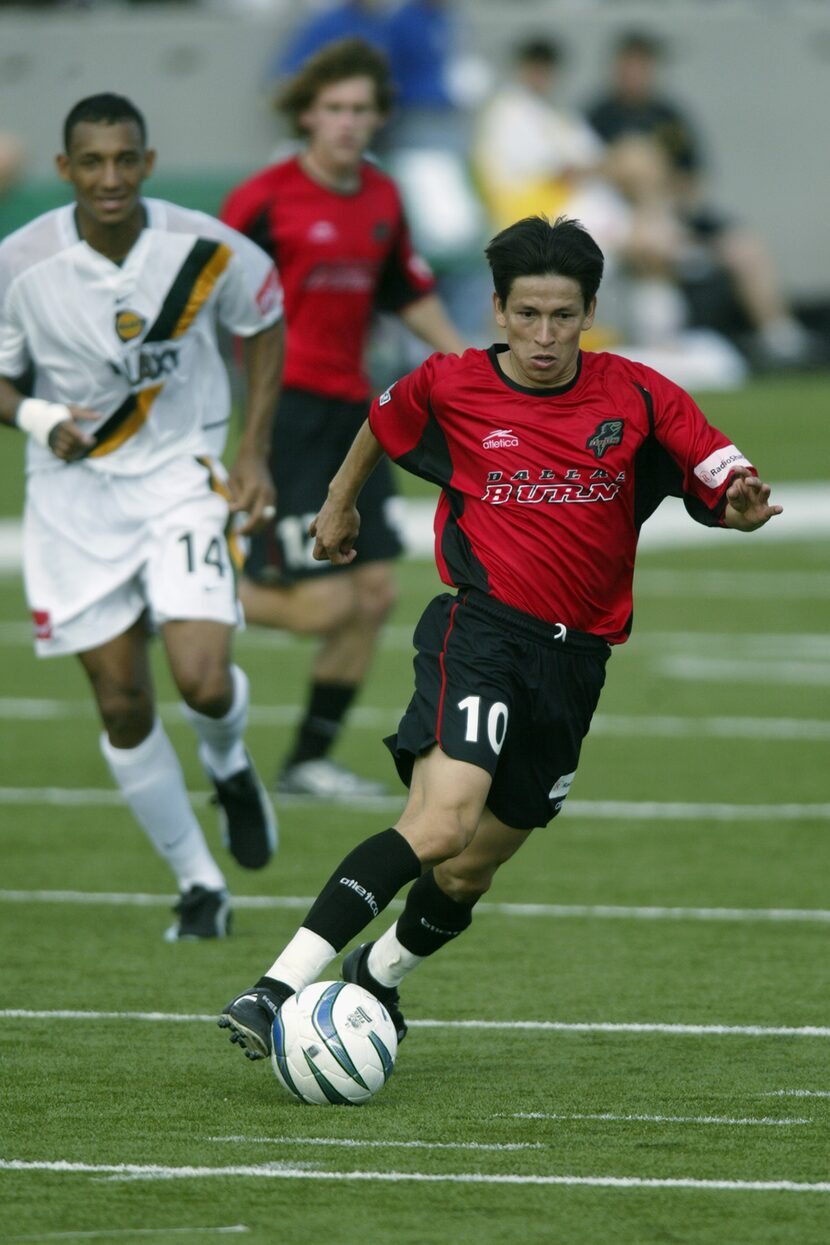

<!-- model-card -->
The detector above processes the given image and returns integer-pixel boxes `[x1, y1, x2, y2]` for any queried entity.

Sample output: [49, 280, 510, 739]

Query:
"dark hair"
[514, 37, 563, 68]
[63, 93, 147, 153]
[614, 29, 664, 59]
[485, 216, 605, 309]
[277, 37, 395, 134]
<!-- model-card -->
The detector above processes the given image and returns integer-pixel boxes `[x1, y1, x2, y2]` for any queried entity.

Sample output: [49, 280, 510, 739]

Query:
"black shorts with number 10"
[245, 388, 403, 585]
[385, 590, 611, 831]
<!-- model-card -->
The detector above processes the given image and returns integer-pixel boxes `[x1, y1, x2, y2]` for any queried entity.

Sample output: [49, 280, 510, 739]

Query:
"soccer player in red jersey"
[221, 39, 465, 802]
[218, 215, 781, 1056]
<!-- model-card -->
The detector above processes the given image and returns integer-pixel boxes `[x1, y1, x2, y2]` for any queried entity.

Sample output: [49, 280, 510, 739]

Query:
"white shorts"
[23, 456, 245, 657]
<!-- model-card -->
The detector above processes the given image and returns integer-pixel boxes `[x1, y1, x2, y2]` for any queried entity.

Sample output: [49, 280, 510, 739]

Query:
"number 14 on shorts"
[178, 530, 228, 578]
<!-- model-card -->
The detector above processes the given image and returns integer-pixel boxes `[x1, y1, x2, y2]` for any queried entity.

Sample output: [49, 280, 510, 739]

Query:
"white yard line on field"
[659, 656, 830, 686]
[759, 1090, 830, 1099]
[7, 1231, 249, 1242]
[1, 1157, 829, 1193]
[505, 1112, 810, 1126]
[209, 1135, 543, 1152]
[1, 786, 828, 821]
[1, 1010, 829, 1038]
[2, 889, 830, 926]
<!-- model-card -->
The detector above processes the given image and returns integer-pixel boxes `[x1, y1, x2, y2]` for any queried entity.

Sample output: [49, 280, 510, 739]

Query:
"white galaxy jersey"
[0, 198, 283, 477]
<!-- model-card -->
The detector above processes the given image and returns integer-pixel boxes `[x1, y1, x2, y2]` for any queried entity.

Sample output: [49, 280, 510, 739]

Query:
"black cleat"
[342, 941, 408, 1043]
[164, 885, 232, 941]
[218, 981, 293, 1060]
[204, 749, 278, 870]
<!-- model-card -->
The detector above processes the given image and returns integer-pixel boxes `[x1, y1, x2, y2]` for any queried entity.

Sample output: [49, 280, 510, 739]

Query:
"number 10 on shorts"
[458, 695, 509, 754]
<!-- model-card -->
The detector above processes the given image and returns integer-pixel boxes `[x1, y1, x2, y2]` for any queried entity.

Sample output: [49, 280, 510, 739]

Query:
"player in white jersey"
[0, 93, 286, 940]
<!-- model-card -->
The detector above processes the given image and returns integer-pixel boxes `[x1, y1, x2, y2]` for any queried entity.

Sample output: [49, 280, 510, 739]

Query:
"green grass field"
[1, 373, 829, 1244]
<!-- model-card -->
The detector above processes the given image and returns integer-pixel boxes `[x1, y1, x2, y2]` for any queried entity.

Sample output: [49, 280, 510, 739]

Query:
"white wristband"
[15, 398, 72, 448]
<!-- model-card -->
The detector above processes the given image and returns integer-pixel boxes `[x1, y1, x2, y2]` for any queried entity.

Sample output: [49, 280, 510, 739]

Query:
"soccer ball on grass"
[271, 980, 398, 1105]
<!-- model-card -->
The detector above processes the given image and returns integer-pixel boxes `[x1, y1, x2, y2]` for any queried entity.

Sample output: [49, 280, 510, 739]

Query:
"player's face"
[56, 120, 155, 229]
[494, 274, 595, 389]
[301, 76, 383, 171]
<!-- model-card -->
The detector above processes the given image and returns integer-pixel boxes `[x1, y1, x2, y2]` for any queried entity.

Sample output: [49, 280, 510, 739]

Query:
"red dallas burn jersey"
[221, 156, 435, 402]
[369, 345, 755, 642]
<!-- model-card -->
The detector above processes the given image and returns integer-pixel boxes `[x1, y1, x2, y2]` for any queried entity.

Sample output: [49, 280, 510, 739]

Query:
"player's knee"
[175, 660, 232, 718]
[298, 579, 357, 635]
[356, 568, 398, 630]
[434, 861, 492, 905]
[94, 682, 154, 747]
[399, 809, 476, 867]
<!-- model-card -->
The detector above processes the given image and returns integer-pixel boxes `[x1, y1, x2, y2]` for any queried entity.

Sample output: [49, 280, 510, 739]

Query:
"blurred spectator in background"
[265, 0, 390, 90]
[384, 0, 463, 150]
[221, 38, 466, 803]
[586, 30, 823, 370]
[473, 38, 605, 233]
[470, 37, 750, 386]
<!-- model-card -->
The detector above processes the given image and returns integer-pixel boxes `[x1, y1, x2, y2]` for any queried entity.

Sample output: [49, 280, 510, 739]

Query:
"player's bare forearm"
[238, 319, 284, 458]
[310, 420, 385, 564]
[1, 377, 97, 458]
[722, 469, 783, 532]
[0, 376, 25, 426]
[229, 320, 284, 531]
[399, 293, 466, 356]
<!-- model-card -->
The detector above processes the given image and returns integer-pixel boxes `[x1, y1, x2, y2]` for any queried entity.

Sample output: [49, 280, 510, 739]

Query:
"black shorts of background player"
[246, 392, 402, 593]
[243, 390, 403, 802]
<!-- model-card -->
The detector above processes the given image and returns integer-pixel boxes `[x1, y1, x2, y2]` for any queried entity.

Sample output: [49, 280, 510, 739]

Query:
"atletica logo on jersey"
[114, 309, 146, 342]
[587, 419, 624, 459]
[483, 428, 519, 450]
[309, 220, 337, 243]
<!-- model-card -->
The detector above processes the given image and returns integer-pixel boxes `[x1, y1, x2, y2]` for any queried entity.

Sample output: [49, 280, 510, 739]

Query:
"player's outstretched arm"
[228, 320, 284, 534]
[310, 419, 386, 565]
[722, 468, 783, 532]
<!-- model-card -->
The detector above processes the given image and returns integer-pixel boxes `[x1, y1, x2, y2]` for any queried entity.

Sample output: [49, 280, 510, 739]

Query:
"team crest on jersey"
[373, 220, 391, 242]
[587, 419, 624, 459]
[114, 309, 146, 343]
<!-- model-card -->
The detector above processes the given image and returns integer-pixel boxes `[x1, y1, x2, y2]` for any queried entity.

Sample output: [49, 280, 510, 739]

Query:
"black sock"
[302, 828, 421, 952]
[396, 869, 476, 957]
[285, 681, 357, 767]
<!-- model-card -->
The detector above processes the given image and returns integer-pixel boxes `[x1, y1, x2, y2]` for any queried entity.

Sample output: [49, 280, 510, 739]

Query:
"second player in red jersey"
[220, 39, 465, 802]
[222, 155, 434, 403]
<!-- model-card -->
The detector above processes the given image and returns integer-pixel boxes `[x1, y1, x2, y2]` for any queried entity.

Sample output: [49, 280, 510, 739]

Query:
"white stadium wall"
[1, 0, 828, 298]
